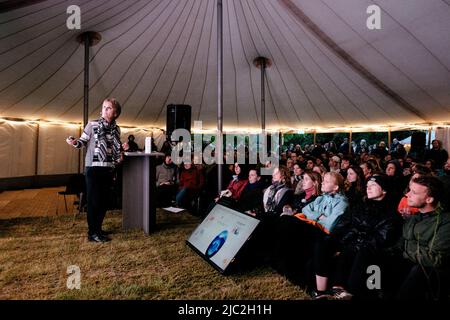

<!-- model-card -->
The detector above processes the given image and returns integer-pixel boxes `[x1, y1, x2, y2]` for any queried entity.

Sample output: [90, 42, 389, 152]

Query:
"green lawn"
[0, 210, 309, 300]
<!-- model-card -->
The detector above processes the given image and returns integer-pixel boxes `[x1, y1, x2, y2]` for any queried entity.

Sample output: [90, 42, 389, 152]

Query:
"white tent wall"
[0, 121, 37, 178]
[120, 128, 166, 153]
[0, 121, 166, 181]
[37, 123, 81, 176]
[435, 128, 450, 153]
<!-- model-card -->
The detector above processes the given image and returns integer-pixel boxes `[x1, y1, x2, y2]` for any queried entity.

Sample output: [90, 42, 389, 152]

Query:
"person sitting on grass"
[382, 176, 450, 300]
[215, 162, 248, 206]
[156, 155, 178, 207]
[270, 172, 348, 287]
[397, 164, 432, 219]
[176, 161, 204, 210]
[310, 174, 401, 300]
[291, 170, 322, 213]
[232, 166, 293, 269]
[237, 168, 265, 214]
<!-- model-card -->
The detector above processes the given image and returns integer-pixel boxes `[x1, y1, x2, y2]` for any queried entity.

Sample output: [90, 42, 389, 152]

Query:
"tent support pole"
[83, 34, 90, 129]
[35, 123, 39, 176]
[253, 56, 272, 156]
[313, 130, 316, 146]
[349, 130, 352, 155]
[428, 127, 432, 149]
[76, 31, 101, 173]
[78, 125, 82, 174]
[388, 128, 391, 154]
[261, 60, 266, 132]
[217, 0, 223, 194]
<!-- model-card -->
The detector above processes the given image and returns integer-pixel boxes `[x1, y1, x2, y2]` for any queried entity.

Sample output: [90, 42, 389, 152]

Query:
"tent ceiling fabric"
[0, 0, 449, 131]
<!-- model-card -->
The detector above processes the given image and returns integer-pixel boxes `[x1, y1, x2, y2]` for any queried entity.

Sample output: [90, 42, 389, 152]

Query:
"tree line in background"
[282, 130, 419, 150]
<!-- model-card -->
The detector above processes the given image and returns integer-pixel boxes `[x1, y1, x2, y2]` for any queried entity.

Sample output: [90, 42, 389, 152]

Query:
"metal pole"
[83, 33, 90, 129]
[78, 125, 82, 174]
[349, 131, 353, 155]
[217, 0, 223, 194]
[76, 31, 101, 174]
[261, 60, 266, 132]
[35, 122, 40, 176]
[428, 127, 432, 149]
[388, 128, 391, 154]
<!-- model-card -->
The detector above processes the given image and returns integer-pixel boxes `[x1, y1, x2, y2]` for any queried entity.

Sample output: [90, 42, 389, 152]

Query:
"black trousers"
[381, 255, 450, 300]
[271, 215, 325, 286]
[156, 184, 178, 207]
[334, 247, 381, 299]
[85, 166, 114, 236]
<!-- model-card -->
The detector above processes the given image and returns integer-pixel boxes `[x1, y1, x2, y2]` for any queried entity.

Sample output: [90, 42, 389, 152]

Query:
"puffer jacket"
[302, 192, 349, 232]
[401, 207, 450, 268]
[332, 197, 402, 252]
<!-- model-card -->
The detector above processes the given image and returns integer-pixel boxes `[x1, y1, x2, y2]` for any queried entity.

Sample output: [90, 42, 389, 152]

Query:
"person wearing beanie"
[310, 173, 402, 300]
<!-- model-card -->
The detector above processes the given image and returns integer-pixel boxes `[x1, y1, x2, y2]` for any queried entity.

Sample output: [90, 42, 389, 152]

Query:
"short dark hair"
[412, 163, 432, 176]
[411, 176, 444, 205]
[104, 98, 122, 118]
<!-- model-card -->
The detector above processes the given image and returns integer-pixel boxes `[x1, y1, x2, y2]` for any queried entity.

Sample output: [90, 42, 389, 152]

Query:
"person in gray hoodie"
[156, 155, 178, 207]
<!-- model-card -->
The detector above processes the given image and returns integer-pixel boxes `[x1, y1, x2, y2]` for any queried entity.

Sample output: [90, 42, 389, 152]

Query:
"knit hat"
[368, 174, 389, 191]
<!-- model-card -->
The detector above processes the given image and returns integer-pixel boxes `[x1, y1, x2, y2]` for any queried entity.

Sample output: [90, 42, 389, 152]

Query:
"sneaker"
[331, 287, 353, 300]
[88, 234, 109, 243]
[310, 290, 333, 300]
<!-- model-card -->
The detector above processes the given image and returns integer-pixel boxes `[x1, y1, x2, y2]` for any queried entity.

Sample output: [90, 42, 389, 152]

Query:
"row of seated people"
[233, 165, 449, 300]
[156, 152, 450, 300]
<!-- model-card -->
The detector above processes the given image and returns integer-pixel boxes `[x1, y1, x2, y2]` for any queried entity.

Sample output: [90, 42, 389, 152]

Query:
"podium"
[122, 152, 165, 234]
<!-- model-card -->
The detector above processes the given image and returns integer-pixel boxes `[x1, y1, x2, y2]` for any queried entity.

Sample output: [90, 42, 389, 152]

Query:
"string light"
[2, 117, 450, 133]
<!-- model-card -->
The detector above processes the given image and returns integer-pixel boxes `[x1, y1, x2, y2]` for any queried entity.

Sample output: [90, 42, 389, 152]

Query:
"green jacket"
[401, 207, 450, 268]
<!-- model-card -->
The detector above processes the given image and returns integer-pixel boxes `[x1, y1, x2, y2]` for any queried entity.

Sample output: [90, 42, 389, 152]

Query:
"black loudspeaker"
[410, 131, 426, 160]
[166, 104, 191, 141]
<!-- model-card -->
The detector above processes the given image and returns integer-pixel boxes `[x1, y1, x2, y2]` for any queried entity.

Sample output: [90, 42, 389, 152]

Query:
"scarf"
[96, 117, 121, 164]
[304, 186, 315, 201]
[266, 181, 285, 213]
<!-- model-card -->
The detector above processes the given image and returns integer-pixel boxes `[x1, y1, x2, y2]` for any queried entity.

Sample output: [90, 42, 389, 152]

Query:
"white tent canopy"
[1, 0, 450, 131]
[1, 0, 450, 179]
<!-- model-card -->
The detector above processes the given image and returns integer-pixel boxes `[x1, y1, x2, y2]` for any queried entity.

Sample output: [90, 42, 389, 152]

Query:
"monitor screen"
[186, 204, 260, 273]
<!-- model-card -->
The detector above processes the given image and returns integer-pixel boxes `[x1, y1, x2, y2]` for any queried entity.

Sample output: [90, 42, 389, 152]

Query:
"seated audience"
[156, 155, 178, 207]
[270, 172, 348, 286]
[383, 176, 450, 300]
[291, 170, 322, 213]
[176, 161, 205, 210]
[311, 174, 401, 300]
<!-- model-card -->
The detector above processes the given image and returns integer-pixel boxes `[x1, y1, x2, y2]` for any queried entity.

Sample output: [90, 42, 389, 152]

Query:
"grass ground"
[0, 210, 309, 300]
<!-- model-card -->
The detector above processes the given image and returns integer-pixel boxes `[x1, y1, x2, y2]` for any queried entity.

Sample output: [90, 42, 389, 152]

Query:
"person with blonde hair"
[271, 172, 348, 286]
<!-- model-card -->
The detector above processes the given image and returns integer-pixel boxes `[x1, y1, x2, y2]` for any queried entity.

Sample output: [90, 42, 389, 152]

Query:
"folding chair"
[56, 174, 86, 215]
